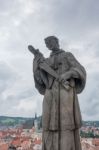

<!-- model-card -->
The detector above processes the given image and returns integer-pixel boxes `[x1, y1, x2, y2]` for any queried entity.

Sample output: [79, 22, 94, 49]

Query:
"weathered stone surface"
[29, 36, 86, 150]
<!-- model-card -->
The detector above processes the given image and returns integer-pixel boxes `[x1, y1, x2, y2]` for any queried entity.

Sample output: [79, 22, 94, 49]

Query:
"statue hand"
[59, 71, 72, 83]
[28, 45, 43, 59]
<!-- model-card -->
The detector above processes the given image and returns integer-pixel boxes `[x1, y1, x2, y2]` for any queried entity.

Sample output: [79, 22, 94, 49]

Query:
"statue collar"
[50, 49, 64, 56]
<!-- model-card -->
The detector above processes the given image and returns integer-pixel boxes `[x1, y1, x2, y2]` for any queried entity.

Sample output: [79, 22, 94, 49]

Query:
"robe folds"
[33, 50, 86, 150]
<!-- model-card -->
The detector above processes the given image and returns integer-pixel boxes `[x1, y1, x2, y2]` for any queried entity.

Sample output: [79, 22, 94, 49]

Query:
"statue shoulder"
[61, 51, 75, 61]
[66, 51, 86, 75]
[60, 50, 73, 57]
[65, 51, 75, 58]
[65, 51, 79, 63]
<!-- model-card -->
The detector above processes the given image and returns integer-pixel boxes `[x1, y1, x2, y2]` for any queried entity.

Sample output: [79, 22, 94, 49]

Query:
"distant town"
[0, 115, 99, 150]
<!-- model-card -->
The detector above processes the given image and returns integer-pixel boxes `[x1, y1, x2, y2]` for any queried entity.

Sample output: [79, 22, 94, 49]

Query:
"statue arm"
[34, 73, 46, 95]
[33, 58, 49, 95]
[60, 52, 86, 94]
[67, 52, 86, 94]
[28, 45, 49, 95]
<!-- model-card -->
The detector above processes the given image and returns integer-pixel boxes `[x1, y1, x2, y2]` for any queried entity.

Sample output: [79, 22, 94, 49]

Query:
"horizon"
[0, 115, 99, 122]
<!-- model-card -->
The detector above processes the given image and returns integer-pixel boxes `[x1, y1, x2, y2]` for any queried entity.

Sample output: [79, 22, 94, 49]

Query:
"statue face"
[45, 38, 59, 51]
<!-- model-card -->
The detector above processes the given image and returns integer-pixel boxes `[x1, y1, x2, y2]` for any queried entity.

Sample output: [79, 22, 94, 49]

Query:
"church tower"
[34, 113, 38, 131]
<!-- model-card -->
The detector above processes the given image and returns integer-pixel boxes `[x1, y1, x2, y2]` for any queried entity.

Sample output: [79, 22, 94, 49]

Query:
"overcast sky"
[0, 0, 99, 120]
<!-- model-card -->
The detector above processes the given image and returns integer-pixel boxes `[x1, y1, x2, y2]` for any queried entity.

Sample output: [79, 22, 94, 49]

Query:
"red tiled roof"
[11, 138, 21, 147]
[96, 146, 99, 150]
[92, 139, 99, 146]
[34, 139, 42, 145]
[21, 140, 30, 148]
[0, 144, 9, 150]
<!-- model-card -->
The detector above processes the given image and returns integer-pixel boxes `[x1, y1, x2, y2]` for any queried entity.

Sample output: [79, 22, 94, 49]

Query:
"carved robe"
[33, 50, 86, 150]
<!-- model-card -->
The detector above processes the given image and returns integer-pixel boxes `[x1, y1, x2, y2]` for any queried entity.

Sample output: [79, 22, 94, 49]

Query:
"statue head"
[44, 36, 60, 51]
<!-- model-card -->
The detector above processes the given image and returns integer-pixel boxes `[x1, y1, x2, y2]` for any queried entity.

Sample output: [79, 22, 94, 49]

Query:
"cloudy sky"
[0, 0, 99, 120]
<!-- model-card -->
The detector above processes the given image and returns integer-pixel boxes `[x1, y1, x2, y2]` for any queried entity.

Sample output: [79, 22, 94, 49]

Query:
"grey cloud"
[15, 88, 35, 100]
[0, 61, 41, 117]
[0, 0, 99, 119]
[0, 62, 18, 93]
[79, 71, 99, 120]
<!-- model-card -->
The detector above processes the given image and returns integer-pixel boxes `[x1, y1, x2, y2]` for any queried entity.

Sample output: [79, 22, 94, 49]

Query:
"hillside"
[0, 116, 33, 127]
[0, 116, 99, 129]
[0, 116, 42, 129]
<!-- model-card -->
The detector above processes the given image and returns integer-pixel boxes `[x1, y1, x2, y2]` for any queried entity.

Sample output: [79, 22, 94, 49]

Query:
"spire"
[34, 112, 37, 120]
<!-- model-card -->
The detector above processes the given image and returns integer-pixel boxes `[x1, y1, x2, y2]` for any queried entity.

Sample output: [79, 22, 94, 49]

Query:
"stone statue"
[28, 36, 86, 150]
